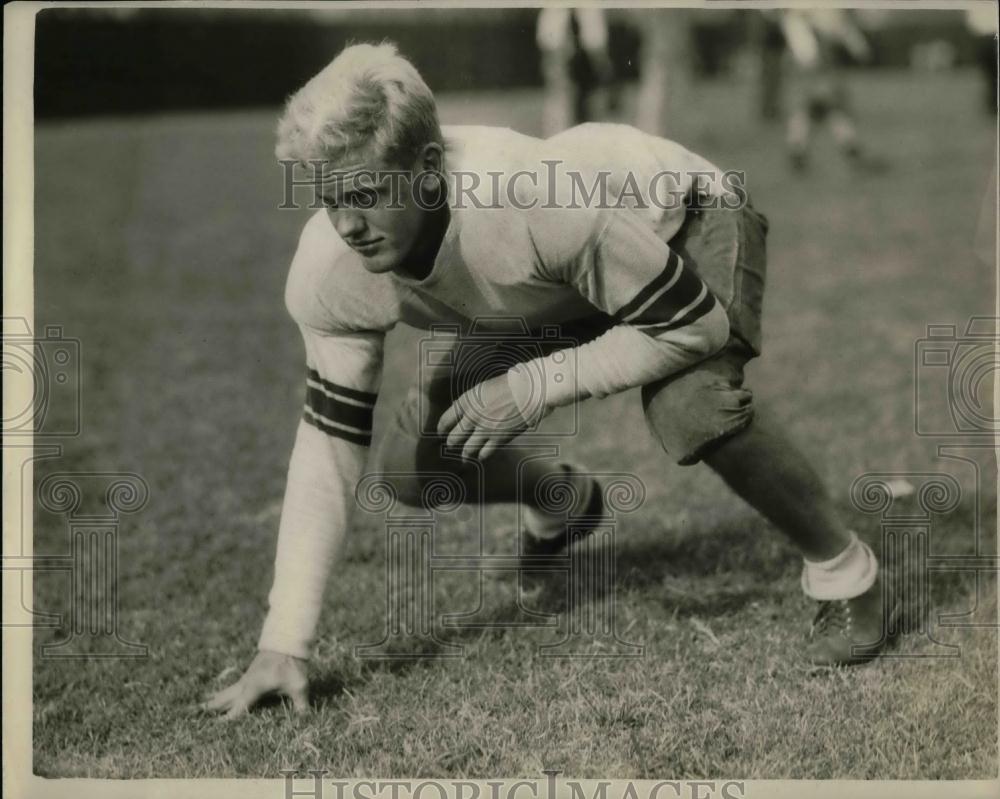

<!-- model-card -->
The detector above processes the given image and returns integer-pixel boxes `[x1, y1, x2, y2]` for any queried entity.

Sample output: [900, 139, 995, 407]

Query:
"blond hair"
[275, 42, 441, 169]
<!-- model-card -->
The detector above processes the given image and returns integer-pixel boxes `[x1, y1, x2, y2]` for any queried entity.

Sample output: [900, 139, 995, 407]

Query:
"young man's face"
[318, 147, 444, 275]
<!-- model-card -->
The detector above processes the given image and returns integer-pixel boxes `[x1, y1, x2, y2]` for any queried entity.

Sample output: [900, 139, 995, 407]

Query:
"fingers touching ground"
[200, 655, 309, 720]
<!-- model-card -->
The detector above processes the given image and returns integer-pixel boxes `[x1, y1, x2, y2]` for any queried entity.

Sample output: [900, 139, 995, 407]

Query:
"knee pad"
[642, 346, 755, 465]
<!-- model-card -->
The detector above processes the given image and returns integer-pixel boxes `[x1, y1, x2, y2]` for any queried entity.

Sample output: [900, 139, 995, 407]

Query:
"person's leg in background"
[537, 8, 574, 137]
[634, 8, 693, 138]
[786, 107, 811, 171]
[785, 75, 817, 171]
[826, 80, 862, 162]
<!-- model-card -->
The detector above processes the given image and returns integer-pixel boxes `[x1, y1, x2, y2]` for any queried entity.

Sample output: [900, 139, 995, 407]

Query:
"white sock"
[524, 463, 595, 541]
[801, 531, 879, 601]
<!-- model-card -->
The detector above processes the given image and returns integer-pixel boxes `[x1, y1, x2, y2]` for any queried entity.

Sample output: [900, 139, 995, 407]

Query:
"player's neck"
[396, 203, 451, 282]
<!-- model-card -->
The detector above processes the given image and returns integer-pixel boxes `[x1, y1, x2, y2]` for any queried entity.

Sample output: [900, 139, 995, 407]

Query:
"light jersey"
[286, 122, 735, 338]
[259, 123, 738, 658]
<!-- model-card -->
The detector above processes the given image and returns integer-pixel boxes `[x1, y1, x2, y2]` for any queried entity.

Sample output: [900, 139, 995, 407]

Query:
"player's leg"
[700, 406, 851, 560]
[370, 364, 593, 519]
[641, 206, 897, 665]
[662, 202, 847, 559]
[369, 375, 599, 608]
[640, 346, 848, 561]
[447, 334, 602, 537]
[703, 407, 895, 667]
[641, 348, 897, 666]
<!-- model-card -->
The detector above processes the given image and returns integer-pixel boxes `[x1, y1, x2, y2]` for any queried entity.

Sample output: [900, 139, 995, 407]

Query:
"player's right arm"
[202, 214, 387, 719]
[257, 324, 383, 652]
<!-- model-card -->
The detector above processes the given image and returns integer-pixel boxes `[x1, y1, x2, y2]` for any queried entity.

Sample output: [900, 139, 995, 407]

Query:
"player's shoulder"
[523, 125, 650, 255]
[544, 121, 655, 152]
[444, 124, 540, 156]
[546, 122, 721, 173]
[443, 124, 542, 188]
[444, 124, 547, 259]
[541, 122, 663, 168]
[285, 210, 400, 334]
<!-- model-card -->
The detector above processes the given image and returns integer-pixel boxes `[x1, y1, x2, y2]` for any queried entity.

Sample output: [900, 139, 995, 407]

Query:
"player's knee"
[641, 373, 754, 466]
[370, 388, 471, 508]
[377, 469, 430, 508]
[371, 459, 474, 510]
[369, 439, 447, 508]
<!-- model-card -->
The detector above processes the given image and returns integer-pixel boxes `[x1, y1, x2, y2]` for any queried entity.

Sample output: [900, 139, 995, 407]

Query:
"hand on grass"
[201, 650, 309, 720]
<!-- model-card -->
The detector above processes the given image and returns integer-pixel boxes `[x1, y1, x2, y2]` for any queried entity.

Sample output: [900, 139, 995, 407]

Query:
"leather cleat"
[804, 574, 902, 667]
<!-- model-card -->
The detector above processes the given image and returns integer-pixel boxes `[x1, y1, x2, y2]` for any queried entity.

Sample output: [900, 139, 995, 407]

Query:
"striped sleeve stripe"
[305, 383, 375, 432]
[302, 407, 373, 447]
[306, 368, 377, 407]
[302, 369, 377, 446]
[635, 285, 718, 336]
[627, 258, 707, 327]
[612, 251, 683, 323]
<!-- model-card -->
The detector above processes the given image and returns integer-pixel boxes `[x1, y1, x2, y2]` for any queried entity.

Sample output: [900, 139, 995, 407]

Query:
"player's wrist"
[506, 349, 581, 420]
[257, 648, 308, 666]
[257, 623, 312, 662]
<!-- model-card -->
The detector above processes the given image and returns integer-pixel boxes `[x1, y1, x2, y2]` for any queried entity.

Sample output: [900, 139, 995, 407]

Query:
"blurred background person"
[781, 8, 881, 172]
[753, 9, 787, 122]
[632, 8, 694, 137]
[536, 7, 615, 136]
[965, 4, 998, 113]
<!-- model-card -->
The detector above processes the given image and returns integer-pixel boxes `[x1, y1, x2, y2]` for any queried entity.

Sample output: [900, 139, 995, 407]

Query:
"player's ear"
[418, 142, 443, 175]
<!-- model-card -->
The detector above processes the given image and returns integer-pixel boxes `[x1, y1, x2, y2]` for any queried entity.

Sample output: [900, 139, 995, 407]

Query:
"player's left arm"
[439, 207, 729, 460]
[506, 206, 730, 418]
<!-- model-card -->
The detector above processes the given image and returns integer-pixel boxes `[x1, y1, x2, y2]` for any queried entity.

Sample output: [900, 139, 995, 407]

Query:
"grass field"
[30, 69, 998, 779]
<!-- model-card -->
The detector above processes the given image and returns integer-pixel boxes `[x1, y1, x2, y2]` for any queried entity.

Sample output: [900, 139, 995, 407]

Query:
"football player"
[203, 43, 897, 719]
[780, 9, 880, 172]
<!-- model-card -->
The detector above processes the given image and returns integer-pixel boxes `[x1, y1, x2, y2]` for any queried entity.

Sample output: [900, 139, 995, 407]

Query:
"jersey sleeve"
[258, 214, 386, 659]
[581, 207, 724, 337]
[258, 325, 384, 659]
[514, 206, 729, 411]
